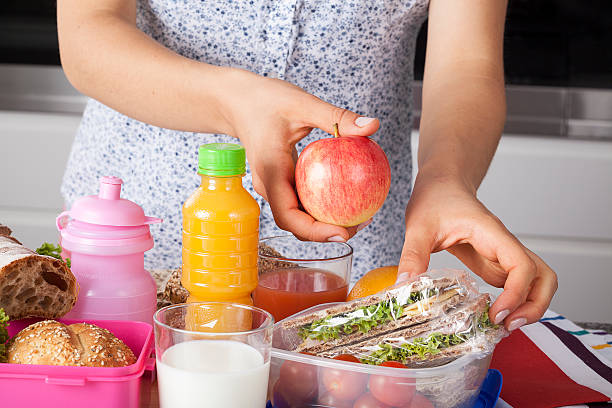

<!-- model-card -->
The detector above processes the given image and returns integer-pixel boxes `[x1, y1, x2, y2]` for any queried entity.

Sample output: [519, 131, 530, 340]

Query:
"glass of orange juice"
[253, 235, 353, 322]
[154, 303, 274, 408]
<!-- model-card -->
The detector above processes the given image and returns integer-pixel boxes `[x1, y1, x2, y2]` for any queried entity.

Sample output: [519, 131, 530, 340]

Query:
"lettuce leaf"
[36, 242, 71, 268]
[360, 310, 497, 365]
[298, 289, 439, 341]
[361, 332, 469, 365]
[0, 308, 9, 363]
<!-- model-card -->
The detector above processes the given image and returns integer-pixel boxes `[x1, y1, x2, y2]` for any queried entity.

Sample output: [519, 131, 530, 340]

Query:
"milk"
[157, 340, 270, 408]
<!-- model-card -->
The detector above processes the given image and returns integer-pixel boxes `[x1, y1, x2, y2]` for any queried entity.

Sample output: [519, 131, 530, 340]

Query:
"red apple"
[295, 126, 391, 227]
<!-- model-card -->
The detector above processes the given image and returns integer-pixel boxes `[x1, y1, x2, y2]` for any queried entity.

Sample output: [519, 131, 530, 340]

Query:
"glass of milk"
[153, 302, 274, 408]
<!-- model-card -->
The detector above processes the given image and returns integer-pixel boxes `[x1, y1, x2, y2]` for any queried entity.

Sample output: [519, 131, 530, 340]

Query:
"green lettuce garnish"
[36, 242, 71, 268]
[360, 310, 497, 365]
[361, 332, 469, 365]
[478, 305, 495, 330]
[0, 308, 9, 363]
[298, 289, 439, 341]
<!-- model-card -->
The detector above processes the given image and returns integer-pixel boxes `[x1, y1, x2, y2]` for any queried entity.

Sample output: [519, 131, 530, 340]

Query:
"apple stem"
[333, 123, 340, 138]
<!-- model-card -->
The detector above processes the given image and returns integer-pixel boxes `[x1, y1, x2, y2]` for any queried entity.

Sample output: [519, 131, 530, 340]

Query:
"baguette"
[0, 223, 21, 245]
[0, 235, 78, 320]
[0, 223, 12, 237]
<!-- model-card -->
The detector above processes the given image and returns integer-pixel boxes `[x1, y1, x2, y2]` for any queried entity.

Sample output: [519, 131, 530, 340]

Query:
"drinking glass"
[254, 235, 353, 321]
[153, 302, 274, 408]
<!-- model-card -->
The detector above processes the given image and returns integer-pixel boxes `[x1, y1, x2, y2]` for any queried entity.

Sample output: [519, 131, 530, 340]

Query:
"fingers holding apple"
[230, 75, 383, 243]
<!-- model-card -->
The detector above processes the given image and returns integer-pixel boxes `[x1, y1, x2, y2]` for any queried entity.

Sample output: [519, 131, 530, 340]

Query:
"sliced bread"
[0, 235, 78, 320]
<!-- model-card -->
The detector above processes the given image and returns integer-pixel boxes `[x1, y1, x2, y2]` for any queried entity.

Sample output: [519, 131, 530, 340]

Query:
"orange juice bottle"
[182, 143, 260, 306]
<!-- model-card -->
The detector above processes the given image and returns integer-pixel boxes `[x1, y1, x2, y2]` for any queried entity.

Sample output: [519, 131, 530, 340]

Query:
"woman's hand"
[396, 0, 556, 332]
[396, 171, 558, 331]
[222, 69, 378, 242]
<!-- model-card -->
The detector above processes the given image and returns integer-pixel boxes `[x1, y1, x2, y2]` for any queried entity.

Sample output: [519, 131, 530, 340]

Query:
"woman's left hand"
[396, 171, 558, 332]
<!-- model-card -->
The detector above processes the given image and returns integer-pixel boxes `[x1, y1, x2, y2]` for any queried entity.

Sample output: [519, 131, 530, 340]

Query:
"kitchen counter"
[140, 376, 159, 408]
[577, 322, 612, 333]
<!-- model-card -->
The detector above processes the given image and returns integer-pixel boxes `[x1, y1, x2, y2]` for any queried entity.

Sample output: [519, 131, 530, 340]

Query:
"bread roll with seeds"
[0, 235, 78, 320]
[7, 320, 136, 367]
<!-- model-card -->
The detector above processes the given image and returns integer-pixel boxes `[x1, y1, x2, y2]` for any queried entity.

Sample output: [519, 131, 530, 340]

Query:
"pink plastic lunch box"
[0, 318, 155, 408]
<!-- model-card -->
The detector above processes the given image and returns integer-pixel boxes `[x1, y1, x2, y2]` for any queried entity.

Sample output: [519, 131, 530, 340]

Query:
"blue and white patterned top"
[61, 0, 429, 282]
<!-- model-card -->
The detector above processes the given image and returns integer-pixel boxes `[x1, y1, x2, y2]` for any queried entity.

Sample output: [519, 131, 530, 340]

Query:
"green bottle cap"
[198, 143, 246, 176]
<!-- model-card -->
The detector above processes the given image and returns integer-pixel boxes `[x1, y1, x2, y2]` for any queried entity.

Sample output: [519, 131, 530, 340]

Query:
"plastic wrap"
[268, 269, 508, 408]
[277, 269, 506, 367]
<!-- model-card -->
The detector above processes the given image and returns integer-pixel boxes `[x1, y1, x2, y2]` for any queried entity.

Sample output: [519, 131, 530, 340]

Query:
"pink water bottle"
[57, 176, 162, 323]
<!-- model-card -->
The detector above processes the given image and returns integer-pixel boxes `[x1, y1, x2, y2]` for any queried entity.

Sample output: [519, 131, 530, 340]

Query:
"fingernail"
[327, 235, 346, 242]
[355, 116, 375, 127]
[508, 317, 527, 332]
[494, 309, 510, 325]
[356, 219, 373, 232]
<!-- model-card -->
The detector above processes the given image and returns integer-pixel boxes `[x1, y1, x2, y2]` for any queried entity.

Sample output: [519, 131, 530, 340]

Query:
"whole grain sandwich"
[319, 293, 504, 367]
[283, 272, 469, 354]
[280, 270, 507, 367]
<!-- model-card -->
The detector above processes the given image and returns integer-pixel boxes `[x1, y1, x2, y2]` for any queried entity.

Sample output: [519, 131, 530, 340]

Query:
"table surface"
[140, 375, 159, 408]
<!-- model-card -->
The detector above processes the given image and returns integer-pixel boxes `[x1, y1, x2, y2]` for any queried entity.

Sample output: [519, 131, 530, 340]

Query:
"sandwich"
[318, 293, 503, 367]
[283, 274, 469, 354]
[281, 271, 506, 367]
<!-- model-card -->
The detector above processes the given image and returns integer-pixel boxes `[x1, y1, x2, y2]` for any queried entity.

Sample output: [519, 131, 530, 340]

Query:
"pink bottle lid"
[57, 177, 162, 255]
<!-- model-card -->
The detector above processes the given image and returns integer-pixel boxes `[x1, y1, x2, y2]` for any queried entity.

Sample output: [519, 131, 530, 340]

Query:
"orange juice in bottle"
[182, 143, 260, 311]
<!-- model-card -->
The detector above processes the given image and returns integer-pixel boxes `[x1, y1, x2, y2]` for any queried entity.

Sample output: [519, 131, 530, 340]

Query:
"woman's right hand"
[220, 69, 379, 243]
[58, 0, 377, 243]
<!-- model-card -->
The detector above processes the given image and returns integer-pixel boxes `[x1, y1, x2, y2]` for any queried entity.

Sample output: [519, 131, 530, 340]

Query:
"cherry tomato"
[321, 358, 368, 402]
[353, 392, 391, 408]
[318, 393, 355, 408]
[408, 393, 435, 408]
[272, 381, 291, 408]
[278, 359, 318, 404]
[379, 361, 406, 369]
[333, 354, 361, 363]
[368, 361, 416, 407]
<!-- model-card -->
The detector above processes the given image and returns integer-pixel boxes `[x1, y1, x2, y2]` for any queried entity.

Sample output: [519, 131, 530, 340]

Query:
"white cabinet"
[412, 132, 612, 323]
[0, 110, 81, 249]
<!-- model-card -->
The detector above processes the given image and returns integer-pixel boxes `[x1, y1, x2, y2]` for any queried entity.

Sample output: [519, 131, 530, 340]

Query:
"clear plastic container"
[0, 318, 155, 408]
[268, 302, 496, 408]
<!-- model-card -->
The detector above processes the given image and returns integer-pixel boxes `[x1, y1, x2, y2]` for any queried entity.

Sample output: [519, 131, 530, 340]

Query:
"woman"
[57, 0, 557, 331]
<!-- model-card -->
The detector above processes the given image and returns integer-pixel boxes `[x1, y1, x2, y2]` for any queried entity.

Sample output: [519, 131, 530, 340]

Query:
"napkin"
[490, 311, 612, 407]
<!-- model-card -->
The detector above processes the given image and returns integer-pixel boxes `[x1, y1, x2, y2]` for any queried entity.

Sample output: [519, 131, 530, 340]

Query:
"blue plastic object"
[266, 369, 502, 408]
[474, 369, 503, 408]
